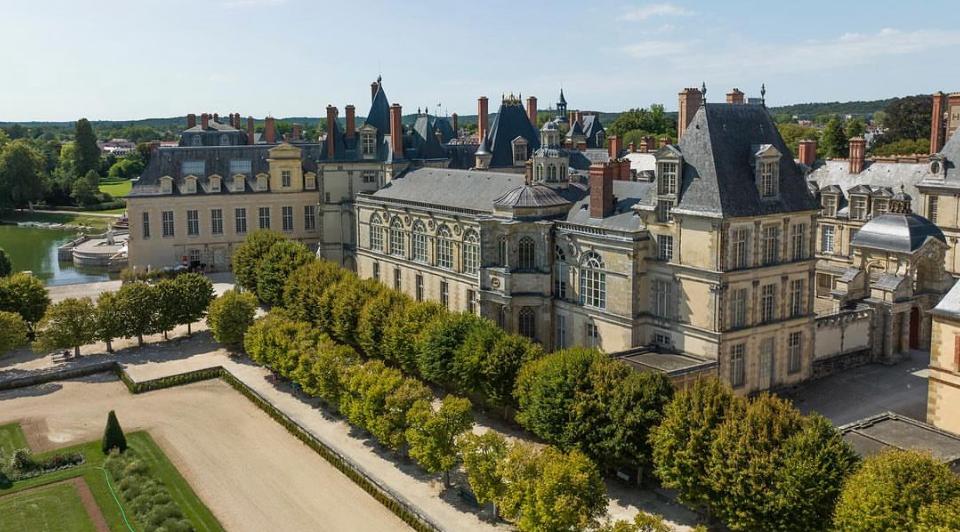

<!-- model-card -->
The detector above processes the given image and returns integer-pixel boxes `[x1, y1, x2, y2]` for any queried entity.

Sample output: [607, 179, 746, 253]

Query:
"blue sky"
[2, 0, 959, 121]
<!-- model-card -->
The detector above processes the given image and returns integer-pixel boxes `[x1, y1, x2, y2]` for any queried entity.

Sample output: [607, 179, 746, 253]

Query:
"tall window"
[730, 288, 747, 328]
[791, 224, 806, 261]
[519, 307, 536, 339]
[463, 231, 480, 275]
[361, 132, 376, 157]
[656, 200, 672, 223]
[415, 274, 423, 301]
[821, 225, 835, 254]
[281, 170, 291, 188]
[369, 214, 383, 251]
[758, 161, 778, 197]
[304, 205, 317, 231]
[788, 332, 803, 374]
[761, 225, 780, 265]
[235, 208, 247, 234]
[211, 209, 223, 235]
[258, 207, 270, 229]
[497, 236, 508, 267]
[790, 279, 804, 317]
[467, 290, 477, 314]
[851, 196, 867, 220]
[436, 226, 453, 269]
[760, 284, 776, 323]
[586, 322, 600, 348]
[440, 280, 449, 308]
[652, 279, 673, 318]
[142, 212, 150, 239]
[928, 196, 939, 223]
[281, 206, 294, 232]
[822, 195, 837, 217]
[389, 218, 405, 257]
[412, 221, 427, 262]
[161, 210, 174, 237]
[873, 199, 889, 216]
[554, 246, 568, 299]
[555, 315, 567, 349]
[518, 237, 536, 271]
[731, 227, 749, 269]
[393, 267, 401, 291]
[579, 252, 606, 309]
[372, 261, 379, 280]
[658, 162, 678, 195]
[658, 235, 674, 262]
[730, 344, 746, 388]
[186, 210, 199, 236]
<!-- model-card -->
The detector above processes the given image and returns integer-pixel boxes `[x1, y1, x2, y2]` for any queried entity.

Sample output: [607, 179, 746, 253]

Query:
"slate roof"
[493, 184, 571, 209]
[410, 114, 449, 160]
[479, 99, 541, 168]
[840, 412, 960, 469]
[368, 167, 525, 213]
[364, 83, 391, 140]
[565, 180, 652, 231]
[581, 114, 605, 149]
[807, 159, 929, 206]
[671, 103, 819, 218]
[920, 128, 960, 188]
[932, 279, 960, 320]
[850, 212, 946, 253]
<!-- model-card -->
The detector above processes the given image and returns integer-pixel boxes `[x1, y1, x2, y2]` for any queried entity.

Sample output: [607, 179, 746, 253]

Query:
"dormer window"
[184, 176, 197, 194]
[220, 134, 230, 146]
[361, 131, 376, 157]
[160, 176, 173, 194]
[512, 137, 528, 165]
[595, 131, 605, 147]
[304, 172, 316, 190]
[873, 199, 888, 216]
[281, 170, 291, 188]
[657, 162, 678, 195]
[822, 194, 837, 217]
[191, 135, 202, 147]
[753, 145, 781, 198]
[930, 155, 945, 178]
[210, 175, 221, 193]
[850, 195, 868, 220]
[233, 175, 245, 192]
[256, 174, 268, 191]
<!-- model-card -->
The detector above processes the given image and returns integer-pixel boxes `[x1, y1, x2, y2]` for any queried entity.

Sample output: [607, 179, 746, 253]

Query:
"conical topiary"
[102, 410, 127, 454]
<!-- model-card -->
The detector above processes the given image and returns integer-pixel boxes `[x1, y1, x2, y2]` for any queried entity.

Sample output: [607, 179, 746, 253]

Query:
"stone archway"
[909, 307, 920, 350]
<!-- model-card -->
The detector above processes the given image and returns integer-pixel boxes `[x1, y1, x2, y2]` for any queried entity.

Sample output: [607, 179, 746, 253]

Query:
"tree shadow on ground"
[0, 382, 62, 401]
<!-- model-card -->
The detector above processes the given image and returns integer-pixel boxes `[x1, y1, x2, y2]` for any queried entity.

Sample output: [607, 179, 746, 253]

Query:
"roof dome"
[542, 121, 559, 131]
[493, 184, 570, 209]
[851, 212, 945, 253]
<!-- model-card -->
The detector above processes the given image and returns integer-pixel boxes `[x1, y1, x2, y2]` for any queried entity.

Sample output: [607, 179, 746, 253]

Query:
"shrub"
[231, 229, 286, 293]
[0, 310, 28, 355]
[207, 289, 257, 351]
[105, 449, 192, 532]
[102, 410, 127, 454]
[254, 240, 314, 306]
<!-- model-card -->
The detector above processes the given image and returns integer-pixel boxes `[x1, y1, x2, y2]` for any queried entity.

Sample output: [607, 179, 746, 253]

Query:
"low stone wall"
[815, 308, 873, 361]
[811, 348, 873, 380]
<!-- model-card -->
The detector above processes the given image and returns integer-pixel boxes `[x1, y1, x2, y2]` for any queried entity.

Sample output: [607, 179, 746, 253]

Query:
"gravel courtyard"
[0, 375, 409, 532]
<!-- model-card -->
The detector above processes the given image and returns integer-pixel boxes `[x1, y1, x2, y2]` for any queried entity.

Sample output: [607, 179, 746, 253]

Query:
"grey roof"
[850, 212, 945, 253]
[581, 114, 605, 149]
[840, 412, 960, 468]
[370, 167, 525, 213]
[872, 273, 906, 291]
[807, 159, 928, 205]
[671, 103, 819, 218]
[479, 99, 541, 168]
[558, 89, 566, 106]
[614, 347, 718, 376]
[493, 184, 571, 208]
[565, 180, 652, 231]
[410, 114, 449, 160]
[364, 83, 391, 139]
[932, 279, 960, 320]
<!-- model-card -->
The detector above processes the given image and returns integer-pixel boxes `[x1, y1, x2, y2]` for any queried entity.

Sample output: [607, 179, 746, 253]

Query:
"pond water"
[0, 224, 117, 286]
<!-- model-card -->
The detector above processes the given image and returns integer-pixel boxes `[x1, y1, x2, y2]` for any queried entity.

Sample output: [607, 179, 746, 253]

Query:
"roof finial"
[701, 81, 707, 105]
[377, 74, 382, 83]
[761, 83, 766, 105]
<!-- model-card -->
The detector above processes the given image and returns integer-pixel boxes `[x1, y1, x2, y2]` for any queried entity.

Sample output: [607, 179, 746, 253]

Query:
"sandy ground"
[0, 376, 409, 532]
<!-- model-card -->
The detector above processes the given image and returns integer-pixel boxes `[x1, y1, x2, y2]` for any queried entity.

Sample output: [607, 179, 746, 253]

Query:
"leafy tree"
[707, 394, 858, 531]
[207, 289, 257, 351]
[880, 95, 932, 144]
[303, 341, 360, 409]
[281, 259, 345, 324]
[820, 117, 848, 158]
[33, 297, 98, 356]
[458, 431, 509, 518]
[152, 279, 181, 339]
[872, 138, 930, 156]
[319, 277, 383, 347]
[514, 347, 597, 448]
[650, 377, 744, 510]
[94, 291, 125, 353]
[115, 282, 159, 346]
[255, 240, 314, 306]
[597, 513, 672, 532]
[102, 410, 127, 454]
[0, 248, 11, 277]
[70, 174, 98, 206]
[777, 123, 820, 155]
[0, 311, 28, 355]
[0, 139, 45, 208]
[357, 289, 407, 357]
[833, 450, 960, 531]
[172, 272, 214, 335]
[495, 440, 542, 524]
[452, 318, 503, 395]
[844, 117, 866, 140]
[480, 333, 542, 412]
[243, 312, 320, 378]
[416, 312, 482, 384]
[607, 105, 674, 138]
[371, 376, 432, 452]
[231, 230, 286, 293]
[406, 395, 474, 486]
[74, 118, 101, 177]
[380, 300, 444, 374]
[0, 272, 50, 333]
[917, 497, 960, 531]
[339, 360, 404, 438]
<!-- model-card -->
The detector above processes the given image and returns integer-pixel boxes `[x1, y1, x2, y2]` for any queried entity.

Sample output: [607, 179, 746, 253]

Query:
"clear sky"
[2, 0, 958, 121]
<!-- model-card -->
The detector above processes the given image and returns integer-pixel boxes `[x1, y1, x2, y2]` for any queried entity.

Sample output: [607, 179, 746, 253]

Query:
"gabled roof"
[364, 83, 391, 139]
[581, 114, 605, 148]
[673, 103, 819, 217]
[480, 99, 541, 168]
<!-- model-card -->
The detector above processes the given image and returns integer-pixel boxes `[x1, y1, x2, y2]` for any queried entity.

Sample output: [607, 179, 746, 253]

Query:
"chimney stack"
[345, 105, 356, 140]
[213, 112, 219, 123]
[589, 163, 615, 218]
[797, 139, 817, 167]
[931, 92, 948, 154]
[187, 113, 196, 129]
[371, 80, 380, 102]
[201, 113, 209, 130]
[451, 113, 459, 135]
[628, 142, 636, 153]
[608, 135, 622, 160]
[659, 136, 670, 149]
[726, 88, 745, 104]
[233, 113, 241, 128]
[677, 87, 703, 140]
[389, 104, 404, 160]
[264, 116, 276, 144]
[524, 159, 533, 185]
[247, 117, 255, 144]
[477, 97, 489, 144]
[326, 106, 338, 158]
[575, 111, 583, 125]
[526, 96, 538, 126]
[848, 137, 866, 174]
[292, 123, 302, 141]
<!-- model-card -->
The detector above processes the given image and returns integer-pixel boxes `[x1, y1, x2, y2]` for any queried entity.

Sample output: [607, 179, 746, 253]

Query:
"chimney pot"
[345, 105, 356, 140]
[848, 137, 866, 174]
[589, 163, 615, 218]
[526, 96, 538, 126]
[264, 116, 276, 144]
[187, 113, 196, 129]
[726, 88, 745, 104]
[201, 113, 209, 130]
[326, 106, 338, 158]
[477, 97, 489, 144]
[389, 104, 404, 160]
[677, 87, 703, 140]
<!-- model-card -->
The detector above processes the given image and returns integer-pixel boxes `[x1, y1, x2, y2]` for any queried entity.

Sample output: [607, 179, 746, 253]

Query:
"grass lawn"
[0, 422, 28, 454]
[0, 425, 223, 532]
[0, 211, 115, 231]
[98, 180, 132, 198]
[0, 482, 96, 532]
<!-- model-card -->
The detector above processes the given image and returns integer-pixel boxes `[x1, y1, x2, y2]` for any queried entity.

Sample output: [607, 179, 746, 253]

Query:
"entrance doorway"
[909, 307, 921, 350]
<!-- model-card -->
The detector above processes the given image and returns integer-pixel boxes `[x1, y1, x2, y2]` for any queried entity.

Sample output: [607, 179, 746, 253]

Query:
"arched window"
[497, 235, 508, 267]
[412, 220, 427, 262]
[389, 218, 405, 257]
[519, 307, 536, 339]
[554, 246, 568, 299]
[463, 230, 480, 275]
[518, 236, 536, 271]
[436, 225, 453, 269]
[369, 213, 383, 251]
[535, 164, 543, 181]
[579, 251, 606, 309]
[548, 165, 557, 181]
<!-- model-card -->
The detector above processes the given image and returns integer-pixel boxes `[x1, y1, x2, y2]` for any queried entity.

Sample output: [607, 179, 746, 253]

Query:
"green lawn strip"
[0, 211, 114, 231]
[97, 181, 132, 198]
[123, 432, 223, 532]
[0, 481, 96, 532]
[0, 422, 28, 454]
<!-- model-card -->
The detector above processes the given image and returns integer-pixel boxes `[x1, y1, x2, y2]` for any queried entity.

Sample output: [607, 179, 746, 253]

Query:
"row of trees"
[606, 105, 675, 149]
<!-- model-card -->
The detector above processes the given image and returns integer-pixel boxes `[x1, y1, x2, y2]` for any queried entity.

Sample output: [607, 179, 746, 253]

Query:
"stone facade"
[928, 281, 960, 433]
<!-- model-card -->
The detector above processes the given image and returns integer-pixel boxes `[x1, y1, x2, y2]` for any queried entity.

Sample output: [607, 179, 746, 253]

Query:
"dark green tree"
[844, 117, 867, 140]
[820, 117, 848, 158]
[33, 297, 98, 357]
[880, 95, 932, 143]
[102, 410, 127, 454]
[74, 118, 101, 177]
[357, 289, 407, 357]
[172, 272, 214, 335]
[452, 318, 503, 395]
[416, 312, 483, 384]
[0, 247, 11, 277]
[231, 230, 286, 293]
[207, 289, 257, 351]
[254, 240, 314, 306]
[0, 272, 50, 334]
[514, 347, 597, 448]
[0, 139, 46, 208]
[380, 300, 444, 374]
[281, 259, 345, 324]
[480, 333, 542, 412]
[319, 277, 383, 347]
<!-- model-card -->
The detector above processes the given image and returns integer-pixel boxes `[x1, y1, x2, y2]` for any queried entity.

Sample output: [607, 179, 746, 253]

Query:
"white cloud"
[621, 3, 693, 22]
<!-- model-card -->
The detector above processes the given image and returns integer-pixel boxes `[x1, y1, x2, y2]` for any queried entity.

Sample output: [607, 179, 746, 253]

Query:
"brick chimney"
[264, 116, 276, 144]
[371, 80, 380, 102]
[659, 136, 670, 148]
[187, 113, 196, 129]
[247, 116, 255, 144]
[589, 163, 615, 218]
[390, 104, 404, 160]
[201, 113, 209, 130]
[451, 113, 459, 135]
[608, 135, 622, 159]
[628, 142, 636, 153]
[726, 88, 745, 104]
[292, 123, 302, 141]
[326, 106, 338, 158]
[575, 111, 583, 125]
[345, 105, 356, 140]
[477, 97, 489, 144]
[677, 87, 703, 140]
[797, 139, 817, 167]
[526, 96, 538, 126]
[931, 92, 947, 154]
[848, 137, 866, 174]
[233, 113, 241, 128]
[213, 112, 219, 124]
[568, 111, 576, 128]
